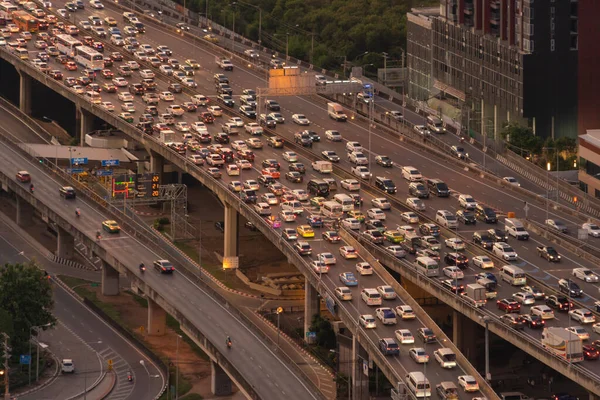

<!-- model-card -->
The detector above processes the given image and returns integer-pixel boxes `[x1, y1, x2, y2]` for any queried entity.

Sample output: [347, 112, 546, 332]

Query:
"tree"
[309, 314, 336, 349]
[500, 122, 543, 155]
[0, 263, 55, 356]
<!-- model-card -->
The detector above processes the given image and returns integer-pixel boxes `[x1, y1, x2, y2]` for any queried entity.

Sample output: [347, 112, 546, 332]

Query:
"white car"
[101, 101, 114, 111]
[139, 69, 155, 79]
[335, 287, 352, 301]
[226, 164, 239, 176]
[372, 198, 391, 210]
[292, 114, 310, 125]
[208, 106, 223, 116]
[367, 208, 385, 220]
[530, 305, 554, 319]
[377, 285, 397, 300]
[187, 154, 204, 165]
[245, 123, 263, 135]
[175, 122, 190, 132]
[457, 375, 479, 393]
[282, 152, 298, 162]
[582, 222, 600, 238]
[472, 256, 494, 269]
[395, 305, 415, 320]
[325, 130, 343, 141]
[159, 91, 175, 101]
[386, 246, 407, 258]
[310, 261, 328, 274]
[90, 0, 104, 8]
[493, 242, 518, 261]
[394, 329, 414, 344]
[254, 202, 271, 216]
[413, 125, 429, 136]
[159, 65, 174, 75]
[339, 246, 358, 259]
[231, 140, 247, 151]
[118, 92, 134, 102]
[126, 60, 140, 70]
[342, 218, 361, 230]
[277, 208, 296, 221]
[503, 177, 520, 186]
[192, 122, 208, 134]
[375, 307, 397, 325]
[458, 194, 477, 210]
[229, 117, 244, 127]
[359, 314, 376, 329]
[401, 166, 422, 181]
[292, 189, 309, 201]
[445, 238, 465, 250]
[318, 252, 337, 266]
[593, 323, 600, 335]
[351, 166, 371, 179]
[341, 179, 360, 191]
[545, 219, 568, 233]
[243, 180, 260, 191]
[397, 225, 416, 237]
[346, 141, 362, 152]
[406, 197, 426, 211]
[355, 262, 373, 275]
[443, 266, 464, 280]
[261, 193, 278, 206]
[512, 292, 535, 305]
[112, 77, 128, 87]
[236, 159, 252, 170]
[191, 94, 209, 106]
[572, 268, 599, 283]
[569, 308, 596, 324]
[565, 326, 589, 341]
[400, 212, 419, 224]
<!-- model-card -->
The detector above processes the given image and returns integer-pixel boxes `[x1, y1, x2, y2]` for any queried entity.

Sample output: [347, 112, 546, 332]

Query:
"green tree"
[309, 314, 336, 349]
[0, 263, 55, 356]
[500, 122, 543, 155]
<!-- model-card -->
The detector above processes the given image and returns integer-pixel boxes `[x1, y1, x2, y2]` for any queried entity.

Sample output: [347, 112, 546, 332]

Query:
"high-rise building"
[407, 0, 582, 139]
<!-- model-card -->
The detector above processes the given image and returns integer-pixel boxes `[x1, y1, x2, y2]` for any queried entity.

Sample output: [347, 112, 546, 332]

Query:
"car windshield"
[383, 310, 394, 317]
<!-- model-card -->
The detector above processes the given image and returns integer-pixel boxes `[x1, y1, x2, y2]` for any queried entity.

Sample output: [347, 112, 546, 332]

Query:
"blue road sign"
[97, 169, 114, 176]
[325, 293, 336, 316]
[20, 355, 31, 365]
[305, 331, 316, 340]
[71, 157, 88, 165]
[101, 159, 120, 167]
[67, 168, 84, 174]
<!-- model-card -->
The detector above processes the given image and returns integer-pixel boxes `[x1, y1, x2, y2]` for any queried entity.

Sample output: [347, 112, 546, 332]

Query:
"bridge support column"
[351, 334, 369, 400]
[15, 196, 34, 227]
[147, 298, 166, 336]
[19, 71, 32, 115]
[150, 151, 164, 180]
[452, 310, 479, 362]
[56, 226, 74, 260]
[76, 107, 94, 146]
[101, 261, 120, 296]
[210, 361, 232, 396]
[223, 202, 238, 258]
[589, 392, 600, 400]
[304, 279, 320, 340]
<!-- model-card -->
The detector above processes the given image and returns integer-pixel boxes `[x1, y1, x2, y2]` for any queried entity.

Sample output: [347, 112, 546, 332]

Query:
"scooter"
[127, 371, 133, 382]
[139, 263, 146, 273]
[226, 338, 232, 349]
[30, 184, 35, 193]
[75, 209, 81, 218]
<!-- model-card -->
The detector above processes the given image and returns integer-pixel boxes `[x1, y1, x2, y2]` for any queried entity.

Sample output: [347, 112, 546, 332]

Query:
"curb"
[49, 254, 92, 271]
[98, 370, 117, 400]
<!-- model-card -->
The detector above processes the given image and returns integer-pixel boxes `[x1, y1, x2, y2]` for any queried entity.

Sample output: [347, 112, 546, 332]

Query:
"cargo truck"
[159, 130, 178, 143]
[475, 277, 497, 299]
[327, 102, 347, 122]
[312, 160, 332, 174]
[461, 284, 487, 307]
[541, 327, 583, 362]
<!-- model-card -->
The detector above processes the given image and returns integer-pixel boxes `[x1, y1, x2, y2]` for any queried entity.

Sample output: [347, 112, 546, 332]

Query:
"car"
[407, 347, 429, 364]
[285, 172, 303, 183]
[497, 298, 521, 313]
[395, 329, 414, 344]
[456, 210, 476, 225]
[339, 246, 358, 259]
[59, 186, 76, 199]
[512, 292, 535, 305]
[101, 102, 115, 112]
[370, 198, 391, 210]
[457, 375, 479, 393]
[339, 272, 358, 286]
[243, 180, 260, 191]
[569, 308, 596, 324]
[207, 167, 222, 179]
[355, 262, 372, 275]
[583, 345, 600, 360]
[294, 241, 312, 256]
[340, 179, 360, 191]
[385, 246, 407, 258]
[546, 295, 573, 311]
[558, 278, 582, 297]
[545, 219, 568, 233]
[292, 189, 309, 201]
[366, 208, 385, 221]
[376, 307, 397, 325]
[359, 315, 377, 329]
[503, 176, 520, 186]
[492, 242, 518, 260]
[522, 285, 545, 300]
[228, 181, 242, 193]
[102, 220, 121, 233]
[335, 287, 352, 301]
[376, 285, 396, 300]
[150, 259, 175, 274]
[383, 230, 403, 244]
[582, 222, 600, 238]
[458, 194, 477, 210]
[310, 260, 329, 274]
[451, 146, 469, 160]
[321, 150, 340, 163]
[445, 238, 466, 250]
[325, 130, 342, 141]
[443, 266, 464, 280]
[292, 114, 310, 125]
[416, 248, 440, 261]
[278, 210, 296, 223]
[342, 218, 361, 230]
[16, 171, 31, 183]
[472, 256, 494, 269]
[572, 268, 599, 283]
[566, 326, 590, 341]
[318, 252, 336, 266]
[282, 228, 297, 241]
[296, 225, 314, 238]
[379, 338, 400, 356]
[416, 327, 436, 343]
[406, 198, 426, 211]
[499, 313, 526, 330]
[472, 231, 494, 249]
[443, 252, 468, 269]
[414, 125, 430, 136]
[396, 305, 416, 320]
[321, 231, 341, 244]
[521, 313, 546, 328]
[261, 193, 279, 206]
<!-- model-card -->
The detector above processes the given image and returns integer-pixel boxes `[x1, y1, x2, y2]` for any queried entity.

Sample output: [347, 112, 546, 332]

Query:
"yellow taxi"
[203, 34, 219, 43]
[296, 225, 315, 238]
[102, 220, 121, 233]
[384, 230, 404, 243]
[347, 210, 366, 223]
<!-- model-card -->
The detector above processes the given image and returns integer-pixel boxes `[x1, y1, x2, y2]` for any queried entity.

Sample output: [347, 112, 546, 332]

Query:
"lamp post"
[235, 0, 262, 44]
[480, 316, 491, 382]
[381, 52, 388, 85]
[285, 32, 289, 59]
[276, 307, 283, 349]
[546, 161, 551, 221]
[28, 323, 51, 385]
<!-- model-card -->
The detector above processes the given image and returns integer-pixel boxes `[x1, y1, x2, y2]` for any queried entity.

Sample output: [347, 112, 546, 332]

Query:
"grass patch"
[58, 275, 123, 324]
[130, 291, 149, 308]
[174, 242, 236, 289]
[166, 314, 209, 361]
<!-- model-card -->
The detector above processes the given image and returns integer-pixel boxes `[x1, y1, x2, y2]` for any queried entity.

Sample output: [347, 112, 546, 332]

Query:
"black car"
[399, 240, 416, 254]
[239, 105, 256, 118]
[442, 279, 464, 294]
[262, 159, 280, 170]
[487, 228, 508, 242]
[444, 252, 469, 269]
[472, 231, 493, 249]
[348, 193, 363, 206]
[558, 279, 583, 297]
[294, 132, 313, 147]
[426, 179, 449, 197]
[375, 155, 393, 167]
[304, 130, 320, 142]
[476, 206, 497, 223]
[59, 186, 76, 199]
[545, 295, 573, 311]
[294, 241, 312, 256]
[375, 177, 397, 194]
[456, 210, 476, 225]
[500, 314, 525, 330]
[417, 328, 436, 343]
[214, 133, 230, 144]
[240, 189, 257, 203]
[285, 171, 303, 183]
[289, 163, 306, 174]
[521, 314, 545, 329]
[419, 223, 440, 237]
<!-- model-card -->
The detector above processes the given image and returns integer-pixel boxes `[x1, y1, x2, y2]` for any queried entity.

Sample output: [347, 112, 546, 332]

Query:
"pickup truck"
[558, 278, 582, 297]
[216, 57, 234, 71]
[537, 245, 561, 262]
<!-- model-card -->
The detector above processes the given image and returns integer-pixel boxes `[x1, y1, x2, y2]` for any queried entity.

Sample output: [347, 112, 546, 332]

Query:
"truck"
[159, 129, 178, 143]
[541, 327, 583, 362]
[327, 102, 347, 122]
[312, 161, 332, 174]
[216, 57, 234, 71]
[475, 277, 497, 299]
[461, 284, 487, 307]
[536, 245, 561, 262]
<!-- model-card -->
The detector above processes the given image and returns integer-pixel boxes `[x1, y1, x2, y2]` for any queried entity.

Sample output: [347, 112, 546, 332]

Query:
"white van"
[427, 115, 445, 133]
[85, 91, 101, 104]
[360, 288, 382, 306]
[401, 166, 422, 181]
[504, 218, 529, 240]
[334, 193, 354, 212]
[321, 201, 343, 219]
[500, 265, 527, 286]
[414, 256, 439, 277]
[433, 348, 456, 368]
[406, 371, 431, 398]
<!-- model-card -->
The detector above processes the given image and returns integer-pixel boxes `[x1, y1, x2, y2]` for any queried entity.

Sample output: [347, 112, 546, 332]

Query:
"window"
[550, 39, 555, 51]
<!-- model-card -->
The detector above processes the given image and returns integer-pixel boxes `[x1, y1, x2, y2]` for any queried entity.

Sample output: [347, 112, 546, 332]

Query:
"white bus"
[0, 2, 17, 19]
[321, 201, 343, 219]
[74, 45, 103, 70]
[55, 34, 82, 57]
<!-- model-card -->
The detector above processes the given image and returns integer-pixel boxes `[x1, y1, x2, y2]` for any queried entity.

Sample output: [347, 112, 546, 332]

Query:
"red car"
[583, 345, 599, 360]
[65, 61, 77, 71]
[101, 69, 114, 79]
[200, 112, 214, 124]
[497, 299, 521, 313]
[50, 70, 63, 80]
[262, 167, 280, 179]
[16, 171, 31, 183]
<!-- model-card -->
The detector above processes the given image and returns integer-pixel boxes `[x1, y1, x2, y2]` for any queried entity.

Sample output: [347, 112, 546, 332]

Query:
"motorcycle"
[75, 209, 81, 218]
[226, 337, 232, 349]
[30, 184, 35, 193]
[127, 371, 133, 382]
[139, 263, 146, 273]
[96, 231, 102, 240]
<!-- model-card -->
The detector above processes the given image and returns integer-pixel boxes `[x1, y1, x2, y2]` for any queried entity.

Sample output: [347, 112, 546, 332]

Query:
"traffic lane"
[0, 145, 320, 400]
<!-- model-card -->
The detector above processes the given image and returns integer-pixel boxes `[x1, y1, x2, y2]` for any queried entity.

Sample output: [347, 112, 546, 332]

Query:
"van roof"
[436, 347, 455, 355]
[416, 256, 437, 263]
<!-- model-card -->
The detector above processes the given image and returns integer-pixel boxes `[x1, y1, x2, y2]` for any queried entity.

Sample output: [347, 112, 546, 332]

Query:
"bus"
[12, 10, 37, 32]
[55, 34, 82, 57]
[74, 45, 103, 70]
[0, 2, 17, 21]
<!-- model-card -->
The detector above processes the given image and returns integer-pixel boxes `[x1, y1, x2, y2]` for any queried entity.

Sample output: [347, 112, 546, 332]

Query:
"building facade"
[408, 0, 580, 139]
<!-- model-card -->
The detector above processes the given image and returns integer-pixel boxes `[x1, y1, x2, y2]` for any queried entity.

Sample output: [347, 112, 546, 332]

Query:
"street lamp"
[28, 323, 52, 385]
[546, 161, 551, 221]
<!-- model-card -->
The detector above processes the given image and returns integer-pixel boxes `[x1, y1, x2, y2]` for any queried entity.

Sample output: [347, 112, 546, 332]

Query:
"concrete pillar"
[304, 279, 320, 338]
[211, 361, 232, 396]
[101, 261, 119, 296]
[19, 71, 32, 115]
[351, 335, 369, 400]
[223, 202, 238, 258]
[78, 107, 94, 146]
[15, 196, 33, 227]
[589, 392, 600, 400]
[147, 298, 166, 336]
[150, 151, 164, 183]
[56, 226, 74, 259]
[452, 310, 479, 362]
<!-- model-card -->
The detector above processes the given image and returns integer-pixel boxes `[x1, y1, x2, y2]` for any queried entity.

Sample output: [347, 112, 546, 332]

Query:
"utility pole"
[2, 333, 11, 400]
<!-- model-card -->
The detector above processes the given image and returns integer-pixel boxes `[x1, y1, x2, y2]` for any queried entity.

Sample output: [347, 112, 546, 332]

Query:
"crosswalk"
[97, 348, 135, 400]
